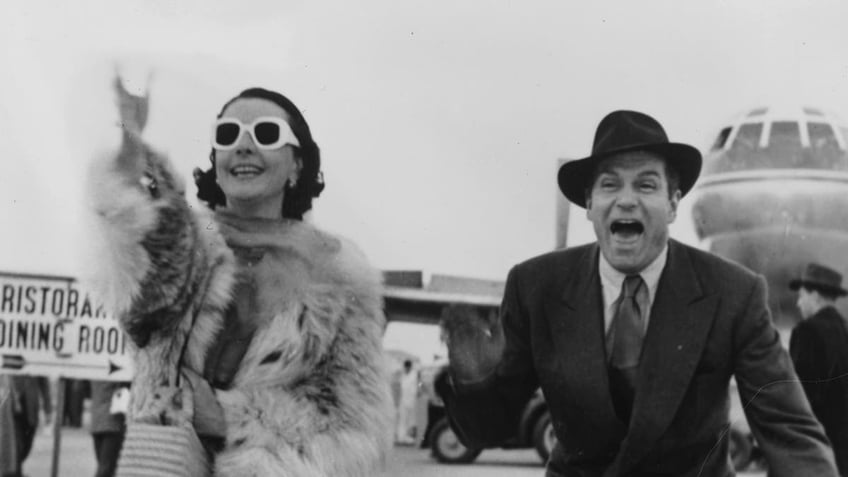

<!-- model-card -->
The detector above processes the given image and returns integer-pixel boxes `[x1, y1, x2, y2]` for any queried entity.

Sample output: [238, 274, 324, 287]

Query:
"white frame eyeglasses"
[211, 117, 301, 150]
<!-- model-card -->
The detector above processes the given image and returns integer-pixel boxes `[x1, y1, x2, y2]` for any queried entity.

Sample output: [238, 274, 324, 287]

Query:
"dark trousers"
[3, 412, 36, 477]
[64, 380, 88, 428]
[93, 432, 125, 477]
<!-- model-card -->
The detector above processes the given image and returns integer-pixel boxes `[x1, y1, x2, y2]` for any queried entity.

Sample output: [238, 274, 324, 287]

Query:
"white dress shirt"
[598, 244, 669, 334]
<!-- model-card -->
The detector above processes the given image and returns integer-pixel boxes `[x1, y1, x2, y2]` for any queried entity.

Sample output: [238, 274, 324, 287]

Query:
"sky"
[1, 0, 847, 283]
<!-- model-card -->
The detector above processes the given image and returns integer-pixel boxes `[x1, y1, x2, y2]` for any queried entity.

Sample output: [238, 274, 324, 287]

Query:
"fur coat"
[85, 94, 393, 476]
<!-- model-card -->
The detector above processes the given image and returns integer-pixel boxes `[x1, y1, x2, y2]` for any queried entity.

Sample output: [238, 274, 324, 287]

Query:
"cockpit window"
[808, 122, 838, 150]
[768, 121, 802, 167]
[711, 127, 732, 151]
[806, 123, 848, 170]
[732, 123, 763, 150]
[770, 122, 801, 147]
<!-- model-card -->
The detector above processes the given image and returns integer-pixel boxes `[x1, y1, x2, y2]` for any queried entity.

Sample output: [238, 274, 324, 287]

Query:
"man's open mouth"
[610, 220, 644, 236]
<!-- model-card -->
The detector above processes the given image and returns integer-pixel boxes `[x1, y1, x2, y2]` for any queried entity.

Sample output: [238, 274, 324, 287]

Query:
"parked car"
[418, 364, 556, 464]
[419, 366, 758, 471]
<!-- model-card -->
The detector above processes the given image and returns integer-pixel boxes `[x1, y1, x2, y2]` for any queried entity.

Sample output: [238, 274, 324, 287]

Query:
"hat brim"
[557, 142, 702, 208]
[789, 279, 848, 296]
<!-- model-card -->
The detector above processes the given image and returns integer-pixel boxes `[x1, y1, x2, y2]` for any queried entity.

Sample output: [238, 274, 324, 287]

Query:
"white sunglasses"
[211, 117, 300, 150]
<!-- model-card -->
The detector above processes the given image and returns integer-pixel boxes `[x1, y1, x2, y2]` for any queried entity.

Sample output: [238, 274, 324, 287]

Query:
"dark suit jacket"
[438, 240, 836, 476]
[790, 306, 848, 474]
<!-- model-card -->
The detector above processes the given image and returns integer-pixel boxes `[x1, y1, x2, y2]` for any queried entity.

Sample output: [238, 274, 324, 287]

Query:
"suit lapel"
[548, 244, 627, 443]
[614, 240, 719, 471]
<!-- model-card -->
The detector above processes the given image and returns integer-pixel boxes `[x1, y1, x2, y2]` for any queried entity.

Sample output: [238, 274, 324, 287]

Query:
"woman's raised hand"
[114, 72, 149, 135]
[109, 72, 164, 196]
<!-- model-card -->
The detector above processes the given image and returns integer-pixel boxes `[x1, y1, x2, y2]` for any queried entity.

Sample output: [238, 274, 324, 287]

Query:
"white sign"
[0, 271, 133, 381]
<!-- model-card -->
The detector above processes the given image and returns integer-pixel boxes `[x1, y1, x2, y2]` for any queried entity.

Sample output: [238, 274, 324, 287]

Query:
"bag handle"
[172, 255, 213, 389]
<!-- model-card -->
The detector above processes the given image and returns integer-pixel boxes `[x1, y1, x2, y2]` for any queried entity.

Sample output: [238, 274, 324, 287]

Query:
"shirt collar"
[599, 243, 669, 303]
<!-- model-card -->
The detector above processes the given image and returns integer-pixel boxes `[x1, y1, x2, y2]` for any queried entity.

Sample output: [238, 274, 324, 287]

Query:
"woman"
[88, 79, 393, 476]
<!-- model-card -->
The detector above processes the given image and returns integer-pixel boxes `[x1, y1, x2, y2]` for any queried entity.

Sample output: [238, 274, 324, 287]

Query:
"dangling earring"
[288, 177, 298, 188]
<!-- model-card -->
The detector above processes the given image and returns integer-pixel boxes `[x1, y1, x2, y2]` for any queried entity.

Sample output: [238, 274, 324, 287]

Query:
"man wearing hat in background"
[437, 110, 837, 476]
[790, 263, 848, 475]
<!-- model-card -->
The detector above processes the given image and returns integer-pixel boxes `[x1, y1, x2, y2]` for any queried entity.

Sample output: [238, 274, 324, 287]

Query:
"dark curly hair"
[194, 87, 325, 220]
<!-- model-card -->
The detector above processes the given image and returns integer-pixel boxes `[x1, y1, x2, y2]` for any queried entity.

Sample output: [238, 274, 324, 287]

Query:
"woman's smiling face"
[214, 98, 300, 218]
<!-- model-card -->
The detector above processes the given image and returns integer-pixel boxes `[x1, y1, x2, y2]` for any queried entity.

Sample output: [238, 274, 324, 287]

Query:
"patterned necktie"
[608, 274, 647, 422]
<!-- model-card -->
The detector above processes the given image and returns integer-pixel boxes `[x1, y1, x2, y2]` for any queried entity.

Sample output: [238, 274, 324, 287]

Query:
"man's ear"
[668, 189, 682, 223]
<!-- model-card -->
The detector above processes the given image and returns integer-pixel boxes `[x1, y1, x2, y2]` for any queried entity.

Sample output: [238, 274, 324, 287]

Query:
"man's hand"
[441, 304, 505, 384]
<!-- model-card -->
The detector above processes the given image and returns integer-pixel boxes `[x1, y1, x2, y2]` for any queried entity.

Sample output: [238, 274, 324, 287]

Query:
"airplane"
[690, 105, 848, 332]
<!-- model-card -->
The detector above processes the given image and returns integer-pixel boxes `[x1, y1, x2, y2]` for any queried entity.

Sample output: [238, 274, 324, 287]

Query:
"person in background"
[90, 380, 130, 477]
[790, 263, 848, 476]
[396, 359, 419, 444]
[63, 379, 89, 428]
[6, 376, 52, 477]
[0, 375, 19, 477]
[437, 110, 838, 476]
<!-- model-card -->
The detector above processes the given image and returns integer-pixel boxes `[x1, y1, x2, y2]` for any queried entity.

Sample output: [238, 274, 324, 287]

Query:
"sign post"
[51, 378, 65, 477]
[0, 271, 134, 475]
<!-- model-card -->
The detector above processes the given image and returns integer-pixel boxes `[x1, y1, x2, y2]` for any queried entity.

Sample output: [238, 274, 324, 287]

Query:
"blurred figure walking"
[2, 376, 52, 477]
[0, 375, 19, 477]
[63, 379, 89, 428]
[90, 381, 130, 477]
[396, 359, 419, 444]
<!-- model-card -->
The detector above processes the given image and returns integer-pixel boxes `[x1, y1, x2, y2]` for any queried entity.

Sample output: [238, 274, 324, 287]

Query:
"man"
[436, 110, 837, 476]
[789, 263, 848, 475]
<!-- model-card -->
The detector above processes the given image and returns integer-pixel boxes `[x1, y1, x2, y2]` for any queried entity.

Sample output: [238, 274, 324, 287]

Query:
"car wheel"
[532, 412, 557, 463]
[728, 427, 753, 471]
[429, 418, 482, 464]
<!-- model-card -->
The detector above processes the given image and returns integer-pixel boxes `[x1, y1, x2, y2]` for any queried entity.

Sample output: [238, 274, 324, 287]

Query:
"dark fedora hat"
[557, 110, 703, 208]
[789, 263, 848, 297]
